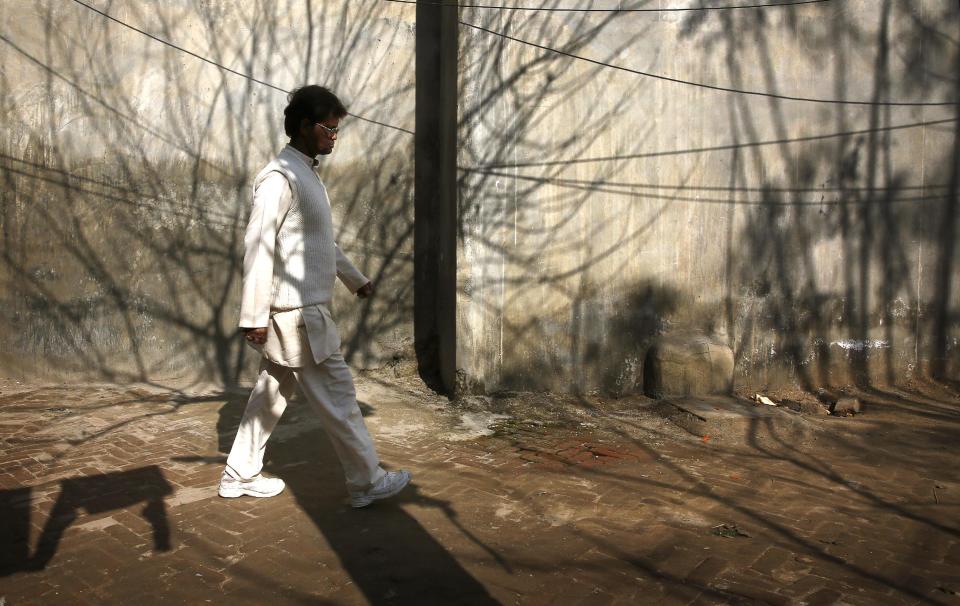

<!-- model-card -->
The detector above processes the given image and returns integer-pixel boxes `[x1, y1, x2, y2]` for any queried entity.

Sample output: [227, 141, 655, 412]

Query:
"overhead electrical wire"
[460, 21, 959, 107]
[465, 170, 952, 206]
[68, 0, 414, 135]
[0, 162, 238, 227]
[468, 117, 957, 168]
[55, 0, 960, 201]
[0, 33, 235, 177]
[384, 0, 830, 12]
[467, 167, 952, 194]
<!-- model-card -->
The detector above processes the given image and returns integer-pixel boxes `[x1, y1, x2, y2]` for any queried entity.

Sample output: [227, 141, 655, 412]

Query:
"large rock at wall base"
[643, 334, 734, 398]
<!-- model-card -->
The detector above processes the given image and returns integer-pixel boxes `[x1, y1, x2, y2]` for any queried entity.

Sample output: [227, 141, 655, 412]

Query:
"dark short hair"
[283, 85, 348, 138]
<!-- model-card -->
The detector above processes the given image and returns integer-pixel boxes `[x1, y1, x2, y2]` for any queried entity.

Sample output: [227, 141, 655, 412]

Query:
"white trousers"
[224, 354, 386, 492]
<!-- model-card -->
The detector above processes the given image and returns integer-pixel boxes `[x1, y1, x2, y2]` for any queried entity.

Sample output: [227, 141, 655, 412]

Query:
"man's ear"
[299, 117, 313, 136]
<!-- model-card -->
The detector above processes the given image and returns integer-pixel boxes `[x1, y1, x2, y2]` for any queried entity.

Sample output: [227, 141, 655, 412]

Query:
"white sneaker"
[218, 473, 285, 498]
[350, 470, 411, 508]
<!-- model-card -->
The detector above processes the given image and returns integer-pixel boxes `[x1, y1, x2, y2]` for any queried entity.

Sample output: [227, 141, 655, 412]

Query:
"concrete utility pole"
[414, 0, 458, 394]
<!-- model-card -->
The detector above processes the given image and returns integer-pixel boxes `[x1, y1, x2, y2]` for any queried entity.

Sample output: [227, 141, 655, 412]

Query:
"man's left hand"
[356, 282, 375, 299]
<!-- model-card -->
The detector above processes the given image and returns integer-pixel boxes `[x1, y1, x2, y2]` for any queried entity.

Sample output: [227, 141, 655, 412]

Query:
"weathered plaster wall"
[0, 1, 416, 386]
[457, 0, 960, 394]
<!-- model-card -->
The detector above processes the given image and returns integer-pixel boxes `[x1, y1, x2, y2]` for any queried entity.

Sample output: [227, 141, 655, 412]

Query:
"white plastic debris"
[754, 394, 777, 406]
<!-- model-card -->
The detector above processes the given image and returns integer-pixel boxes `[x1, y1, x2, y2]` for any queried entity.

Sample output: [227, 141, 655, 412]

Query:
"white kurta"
[224, 145, 385, 491]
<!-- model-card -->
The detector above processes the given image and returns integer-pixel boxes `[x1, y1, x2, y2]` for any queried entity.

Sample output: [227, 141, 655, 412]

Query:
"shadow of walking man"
[242, 404, 500, 605]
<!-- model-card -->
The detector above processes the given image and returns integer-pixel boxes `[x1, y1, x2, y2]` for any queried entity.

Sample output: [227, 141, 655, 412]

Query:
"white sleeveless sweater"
[244, 146, 367, 319]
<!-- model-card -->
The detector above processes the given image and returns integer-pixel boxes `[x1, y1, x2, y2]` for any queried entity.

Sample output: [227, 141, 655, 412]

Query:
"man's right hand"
[243, 327, 268, 345]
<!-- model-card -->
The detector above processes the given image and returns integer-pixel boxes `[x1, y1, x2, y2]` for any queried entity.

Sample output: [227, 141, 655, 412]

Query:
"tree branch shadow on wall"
[682, 0, 960, 396]
[456, 1, 679, 394]
[0, 0, 415, 393]
[457, 0, 958, 397]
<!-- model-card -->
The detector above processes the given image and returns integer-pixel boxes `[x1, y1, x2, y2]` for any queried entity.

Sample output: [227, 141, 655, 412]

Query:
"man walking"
[219, 85, 410, 508]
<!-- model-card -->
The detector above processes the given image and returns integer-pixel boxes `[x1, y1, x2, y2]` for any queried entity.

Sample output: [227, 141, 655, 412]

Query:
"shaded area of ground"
[0, 372, 959, 605]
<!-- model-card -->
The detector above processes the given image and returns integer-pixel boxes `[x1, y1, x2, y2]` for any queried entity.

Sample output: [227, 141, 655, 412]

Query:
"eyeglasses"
[316, 123, 340, 136]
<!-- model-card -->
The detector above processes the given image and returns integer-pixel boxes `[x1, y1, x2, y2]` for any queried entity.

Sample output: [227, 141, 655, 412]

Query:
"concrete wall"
[456, 0, 960, 394]
[0, 1, 416, 386]
[4, 1, 958, 395]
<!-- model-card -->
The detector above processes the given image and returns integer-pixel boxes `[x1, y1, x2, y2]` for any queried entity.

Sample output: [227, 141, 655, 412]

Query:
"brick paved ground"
[0, 373, 959, 605]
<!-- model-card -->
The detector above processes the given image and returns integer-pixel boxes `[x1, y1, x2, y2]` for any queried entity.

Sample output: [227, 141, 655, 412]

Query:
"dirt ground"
[1, 370, 959, 605]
